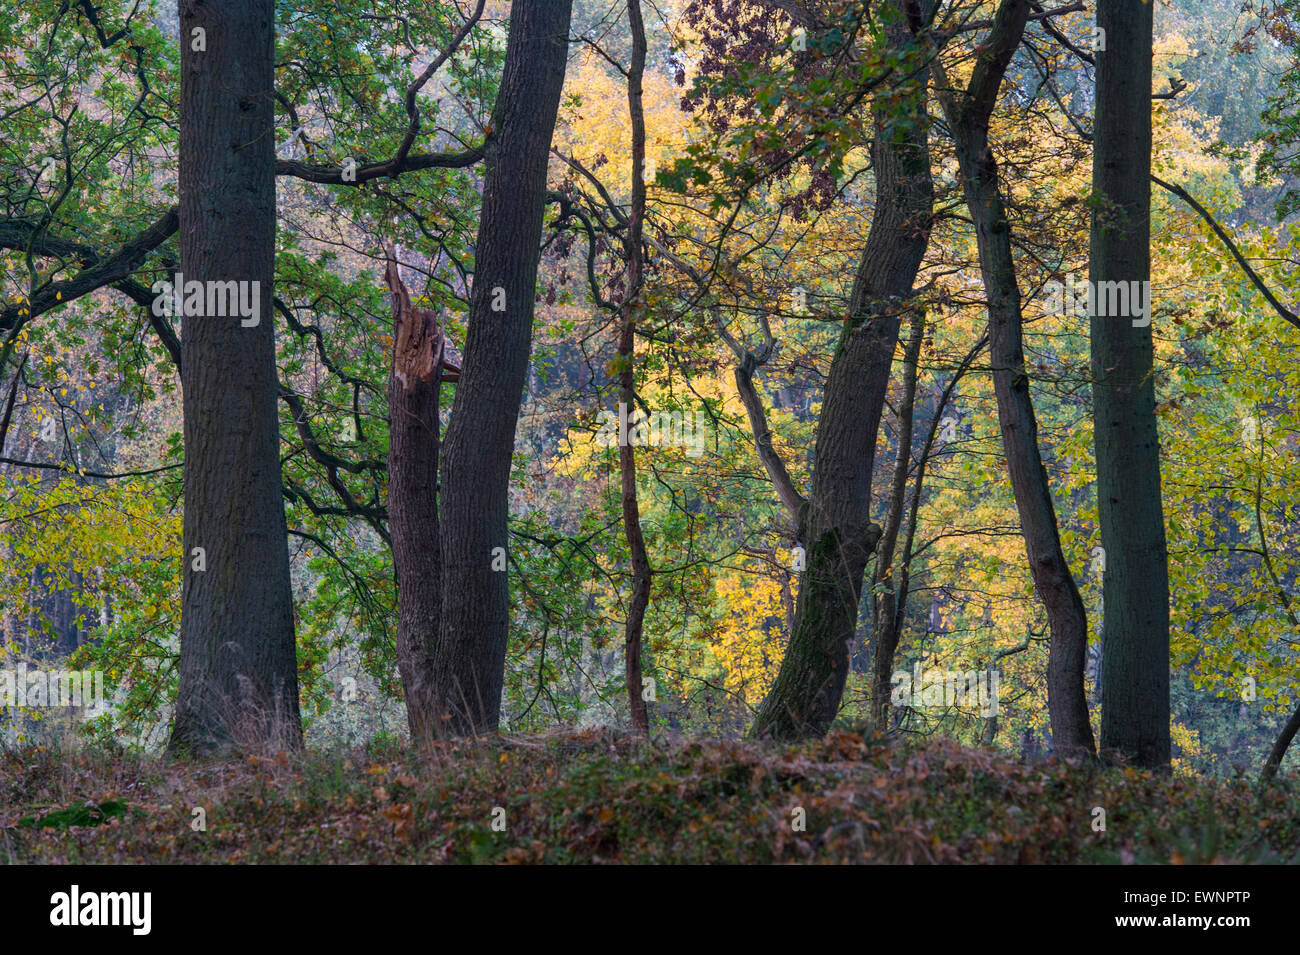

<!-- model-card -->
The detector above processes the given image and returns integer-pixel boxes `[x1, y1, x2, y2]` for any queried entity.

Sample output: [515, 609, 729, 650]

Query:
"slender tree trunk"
[0, 353, 25, 455]
[384, 253, 445, 742]
[870, 310, 925, 732]
[431, 0, 574, 735]
[1092, 0, 1170, 770]
[876, 338, 985, 737]
[750, 19, 932, 740]
[170, 0, 301, 755]
[619, 0, 652, 735]
[937, 0, 1096, 757]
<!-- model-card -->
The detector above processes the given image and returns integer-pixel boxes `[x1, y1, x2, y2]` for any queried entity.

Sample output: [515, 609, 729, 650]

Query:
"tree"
[384, 250, 451, 743]
[935, 0, 1096, 757]
[429, 0, 575, 735]
[749, 0, 933, 740]
[618, 0, 653, 735]
[1093, 0, 1170, 770]
[169, 0, 301, 754]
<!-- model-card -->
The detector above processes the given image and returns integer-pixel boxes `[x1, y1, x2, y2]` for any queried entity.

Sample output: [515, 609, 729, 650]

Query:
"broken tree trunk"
[384, 250, 453, 742]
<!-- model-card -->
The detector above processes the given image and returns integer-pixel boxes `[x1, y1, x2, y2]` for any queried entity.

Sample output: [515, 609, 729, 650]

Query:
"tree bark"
[750, 11, 932, 739]
[170, 0, 301, 755]
[384, 252, 447, 743]
[936, 0, 1096, 757]
[1092, 0, 1170, 770]
[620, 0, 652, 735]
[869, 310, 925, 733]
[1262, 699, 1300, 781]
[430, 0, 574, 735]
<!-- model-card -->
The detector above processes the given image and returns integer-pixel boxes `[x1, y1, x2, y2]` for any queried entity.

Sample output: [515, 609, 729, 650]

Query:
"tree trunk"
[1261, 698, 1300, 781]
[750, 20, 932, 740]
[1092, 0, 1170, 770]
[937, 0, 1096, 757]
[170, 0, 301, 755]
[430, 0, 574, 735]
[870, 310, 925, 733]
[620, 0, 652, 735]
[384, 253, 446, 742]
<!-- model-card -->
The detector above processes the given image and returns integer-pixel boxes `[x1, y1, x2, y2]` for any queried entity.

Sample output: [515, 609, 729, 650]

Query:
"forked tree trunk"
[750, 9, 933, 739]
[869, 310, 925, 732]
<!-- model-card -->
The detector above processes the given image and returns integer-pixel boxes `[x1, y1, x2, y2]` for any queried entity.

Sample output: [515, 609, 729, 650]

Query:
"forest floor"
[3, 729, 1298, 864]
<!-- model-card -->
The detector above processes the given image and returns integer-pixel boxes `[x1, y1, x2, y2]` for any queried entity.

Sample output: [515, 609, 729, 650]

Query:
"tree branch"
[716, 311, 807, 523]
[1152, 173, 1300, 331]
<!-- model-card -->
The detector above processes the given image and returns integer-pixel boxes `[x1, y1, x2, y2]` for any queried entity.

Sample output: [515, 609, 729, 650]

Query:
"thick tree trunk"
[620, 0, 652, 735]
[750, 34, 932, 740]
[1092, 0, 1170, 770]
[430, 0, 574, 735]
[938, 0, 1096, 757]
[170, 0, 301, 755]
[384, 254, 445, 743]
